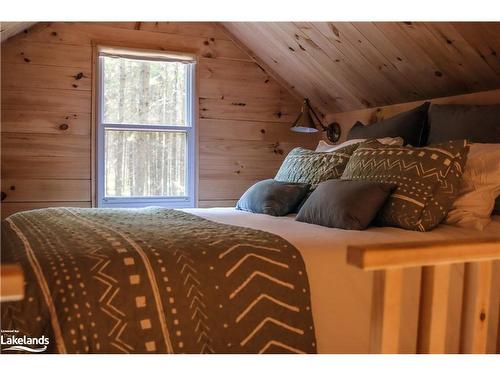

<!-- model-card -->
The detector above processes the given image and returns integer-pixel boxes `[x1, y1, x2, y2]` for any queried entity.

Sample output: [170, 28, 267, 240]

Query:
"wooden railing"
[347, 238, 500, 354]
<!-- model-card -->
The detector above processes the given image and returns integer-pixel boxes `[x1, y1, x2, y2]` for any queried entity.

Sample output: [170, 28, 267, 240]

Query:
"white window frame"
[96, 46, 196, 208]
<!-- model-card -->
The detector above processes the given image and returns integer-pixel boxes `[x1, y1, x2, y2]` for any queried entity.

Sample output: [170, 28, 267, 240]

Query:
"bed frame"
[347, 238, 500, 354]
[332, 88, 500, 354]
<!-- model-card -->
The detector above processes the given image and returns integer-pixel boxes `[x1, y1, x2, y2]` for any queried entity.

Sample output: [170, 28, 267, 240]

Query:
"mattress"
[186, 208, 500, 353]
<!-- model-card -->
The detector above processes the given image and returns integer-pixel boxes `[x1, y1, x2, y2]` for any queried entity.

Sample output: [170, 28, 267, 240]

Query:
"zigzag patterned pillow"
[341, 139, 469, 231]
[275, 143, 360, 188]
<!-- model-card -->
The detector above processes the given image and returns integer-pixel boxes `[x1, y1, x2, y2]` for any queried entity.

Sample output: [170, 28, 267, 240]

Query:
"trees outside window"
[96, 48, 196, 208]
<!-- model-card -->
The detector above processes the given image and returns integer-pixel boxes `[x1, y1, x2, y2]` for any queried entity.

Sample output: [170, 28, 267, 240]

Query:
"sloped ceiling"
[1, 22, 36, 43]
[4, 22, 500, 116]
[223, 22, 500, 116]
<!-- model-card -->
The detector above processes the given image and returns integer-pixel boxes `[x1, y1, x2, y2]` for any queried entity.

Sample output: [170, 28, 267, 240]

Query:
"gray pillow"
[296, 180, 396, 230]
[236, 179, 310, 216]
[493, 197, 500, 216]
[347, 102, 430, 146]
[428, 104, 500, 144]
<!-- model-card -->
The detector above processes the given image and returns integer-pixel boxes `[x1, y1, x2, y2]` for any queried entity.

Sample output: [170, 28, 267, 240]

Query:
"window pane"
[102, 56, 188, 126]
[105, 130, 187, 197]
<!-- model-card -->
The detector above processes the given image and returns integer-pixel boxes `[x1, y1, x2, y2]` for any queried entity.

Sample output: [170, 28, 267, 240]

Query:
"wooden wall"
[1, 22, 318, 217]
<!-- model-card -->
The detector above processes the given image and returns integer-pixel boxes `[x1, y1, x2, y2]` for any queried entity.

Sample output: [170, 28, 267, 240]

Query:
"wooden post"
[485, 261, 500, 353]
[460, 261, 494, 353]
[347, 239, 500, 354]
[0, 264, 24, 302]
[417, 265, 452, 353]
[497, 299, 500, 353]
[370, 269, 404, 353]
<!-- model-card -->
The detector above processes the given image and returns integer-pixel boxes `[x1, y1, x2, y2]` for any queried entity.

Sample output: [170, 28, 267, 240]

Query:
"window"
[96, 47, 196, 208]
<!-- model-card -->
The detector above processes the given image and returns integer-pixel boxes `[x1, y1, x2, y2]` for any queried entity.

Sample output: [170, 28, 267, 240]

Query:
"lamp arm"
[305, 98, 327, 130]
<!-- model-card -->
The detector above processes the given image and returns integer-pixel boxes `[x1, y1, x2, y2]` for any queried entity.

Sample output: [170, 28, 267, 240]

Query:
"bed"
[187, 208, 500, 353]
[2, 206, 499, 354]
[2, 97, 500, 354]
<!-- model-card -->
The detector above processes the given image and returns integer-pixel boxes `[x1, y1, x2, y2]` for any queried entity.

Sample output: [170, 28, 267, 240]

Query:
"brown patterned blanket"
[1, 207, 316, 354]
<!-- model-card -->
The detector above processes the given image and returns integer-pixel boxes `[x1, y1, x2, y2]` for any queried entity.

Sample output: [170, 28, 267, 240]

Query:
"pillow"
[493, 197, 500, 216]
[428, 104, 500, 144]
[341, 139, 470, 232]
[445, 143, 500, 230]
[236, 179, 310, 216]
[274, 143, 359, 189]
[315, 139, 365, 152]
[315, 137, 404, 152]
[296, 180, 396, 230]
[346, 102, 430, 146]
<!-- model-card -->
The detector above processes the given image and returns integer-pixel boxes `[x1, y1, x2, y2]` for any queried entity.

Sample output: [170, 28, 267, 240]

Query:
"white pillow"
[445, 143, 500, 230]
[315, 137, 404, 152]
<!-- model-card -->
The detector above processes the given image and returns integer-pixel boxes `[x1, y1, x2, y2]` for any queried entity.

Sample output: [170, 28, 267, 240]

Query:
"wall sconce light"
[290, 98, 341, 143]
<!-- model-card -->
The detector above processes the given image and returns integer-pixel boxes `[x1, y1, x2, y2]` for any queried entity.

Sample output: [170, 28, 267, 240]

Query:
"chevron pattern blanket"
[1, 207, 316, 354]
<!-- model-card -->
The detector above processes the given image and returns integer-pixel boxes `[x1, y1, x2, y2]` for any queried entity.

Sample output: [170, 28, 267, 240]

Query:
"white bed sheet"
[185, 208, 500, 353]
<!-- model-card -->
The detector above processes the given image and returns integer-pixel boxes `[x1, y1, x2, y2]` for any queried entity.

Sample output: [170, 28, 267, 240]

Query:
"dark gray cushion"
[493, 197, 500, 216]
[296, 180, 396, 230]
[347, 102, 430, 146]
[428, 104, 500, 144]
[236, 179, 310, 216]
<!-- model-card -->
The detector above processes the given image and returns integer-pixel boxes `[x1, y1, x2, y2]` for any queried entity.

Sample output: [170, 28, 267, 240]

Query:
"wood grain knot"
[74, 72, 84, 80]
[273, 143, 284, 155]
[59, 123, 69, 131]
[479, 311, 486, 322]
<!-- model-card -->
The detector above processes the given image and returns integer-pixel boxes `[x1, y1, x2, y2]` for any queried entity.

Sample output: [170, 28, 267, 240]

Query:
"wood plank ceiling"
[1, 22, 36, 42]
[4, 22, 500, 116]
[223, 22, 500, 116]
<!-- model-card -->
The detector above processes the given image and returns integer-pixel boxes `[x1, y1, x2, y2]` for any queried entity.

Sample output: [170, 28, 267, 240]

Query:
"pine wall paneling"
[1, 22, 317, 218]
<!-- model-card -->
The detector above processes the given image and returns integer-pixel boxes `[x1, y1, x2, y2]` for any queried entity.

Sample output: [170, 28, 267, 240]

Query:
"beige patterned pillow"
[275, 143, 360, 189]
[341, 139, 470, 231]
